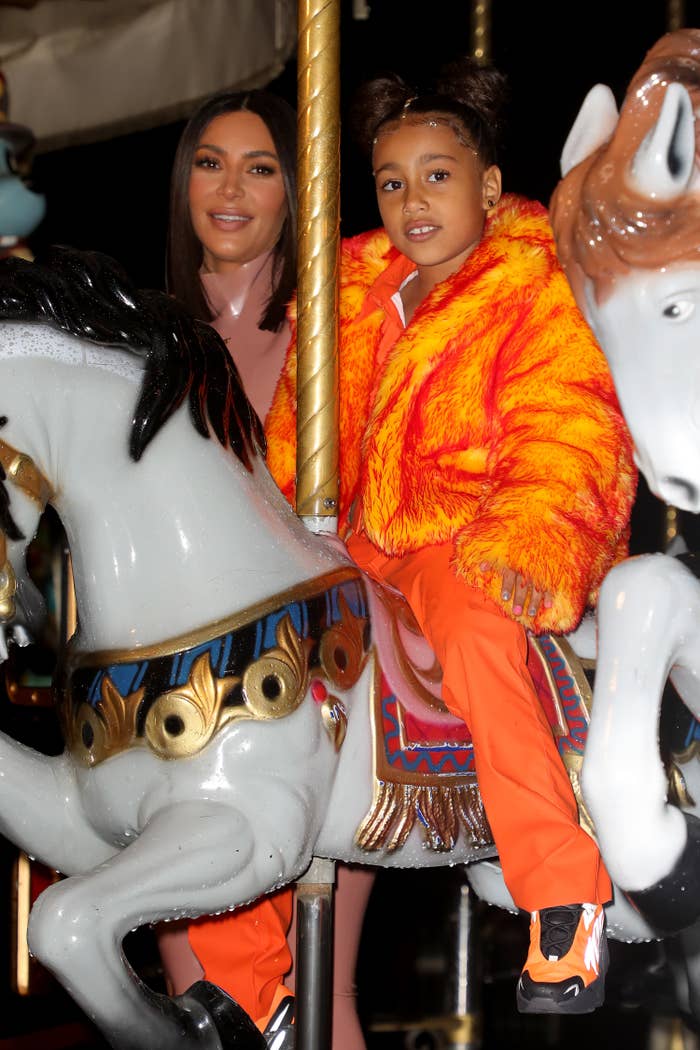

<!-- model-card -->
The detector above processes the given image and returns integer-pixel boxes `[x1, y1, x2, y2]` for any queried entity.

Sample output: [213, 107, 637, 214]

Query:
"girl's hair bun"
[349, 57, 508, 163]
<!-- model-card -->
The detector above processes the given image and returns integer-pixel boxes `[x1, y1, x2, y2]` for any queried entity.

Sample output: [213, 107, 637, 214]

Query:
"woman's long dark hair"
[166, 89, 297, 332]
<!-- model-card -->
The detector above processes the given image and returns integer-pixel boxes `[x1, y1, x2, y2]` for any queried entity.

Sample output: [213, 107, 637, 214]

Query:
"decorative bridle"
[0, 437, 53, 623]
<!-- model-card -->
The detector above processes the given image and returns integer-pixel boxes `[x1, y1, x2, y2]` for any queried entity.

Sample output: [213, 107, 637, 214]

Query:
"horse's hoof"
[178, 980, 267, 1050]
[263, 995, 295, 1050]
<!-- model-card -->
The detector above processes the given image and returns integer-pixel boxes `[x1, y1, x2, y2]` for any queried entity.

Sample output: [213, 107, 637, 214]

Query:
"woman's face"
[188, 110, 288, 273]
[372, 117, 500, 288]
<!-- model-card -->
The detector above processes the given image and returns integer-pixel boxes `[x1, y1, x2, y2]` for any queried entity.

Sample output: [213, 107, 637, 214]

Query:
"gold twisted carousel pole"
[295, 3, 340, 1049]
[666, 0, 686, 31]
[296, 0, 340, 531]
[470, 0, 492, 64]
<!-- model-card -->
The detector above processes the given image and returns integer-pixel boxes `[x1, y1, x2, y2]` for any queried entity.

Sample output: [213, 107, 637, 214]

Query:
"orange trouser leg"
[347, 536, 611, 913]
[186, 888, 294, 1025]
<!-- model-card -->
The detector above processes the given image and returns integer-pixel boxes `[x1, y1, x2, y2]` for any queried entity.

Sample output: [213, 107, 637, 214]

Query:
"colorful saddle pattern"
[357, 629, 595, 853]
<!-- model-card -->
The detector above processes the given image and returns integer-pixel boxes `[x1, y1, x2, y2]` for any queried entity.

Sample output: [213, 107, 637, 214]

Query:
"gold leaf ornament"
[241, 615, 309, 720]
[71, 677, 142, 766]
[144, 652, 223, 759]
[318, 591, 368, 689]
[320, 696, 347, 751]
[0, 558, 16, 621]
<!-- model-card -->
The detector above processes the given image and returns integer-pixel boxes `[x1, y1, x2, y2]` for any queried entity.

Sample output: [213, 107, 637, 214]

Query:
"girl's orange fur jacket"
[266, 193, 637, 634]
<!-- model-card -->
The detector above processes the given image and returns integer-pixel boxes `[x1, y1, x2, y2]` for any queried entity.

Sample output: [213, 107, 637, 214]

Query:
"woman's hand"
[481, 563, 553, 618]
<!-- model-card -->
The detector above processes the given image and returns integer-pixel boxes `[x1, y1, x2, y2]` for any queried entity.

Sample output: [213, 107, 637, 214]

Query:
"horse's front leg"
[583, 553, 700, 931]
[27, 799, 273, 1050]
[0, 746, 117, 872]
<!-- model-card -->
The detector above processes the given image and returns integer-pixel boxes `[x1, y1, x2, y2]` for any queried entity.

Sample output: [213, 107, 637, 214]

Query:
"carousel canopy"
[0, 0, 297, 152]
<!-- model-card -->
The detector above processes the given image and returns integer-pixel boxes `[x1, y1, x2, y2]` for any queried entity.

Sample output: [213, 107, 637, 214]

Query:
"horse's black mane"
[0, 246, 266, 468]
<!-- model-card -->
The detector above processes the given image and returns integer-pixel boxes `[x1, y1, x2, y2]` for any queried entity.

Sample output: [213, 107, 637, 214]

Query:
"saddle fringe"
[356, 781, 493, 853]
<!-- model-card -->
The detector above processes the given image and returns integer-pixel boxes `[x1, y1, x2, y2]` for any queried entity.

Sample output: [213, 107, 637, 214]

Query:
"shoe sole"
[516, 935, 609, 1015]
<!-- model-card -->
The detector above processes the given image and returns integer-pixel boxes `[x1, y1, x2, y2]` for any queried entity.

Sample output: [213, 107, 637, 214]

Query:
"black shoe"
[177, 980, 267, 1048]
[517, 902, 608, 1014]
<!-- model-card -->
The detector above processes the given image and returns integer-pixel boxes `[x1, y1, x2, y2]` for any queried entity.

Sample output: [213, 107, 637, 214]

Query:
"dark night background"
[3, 2, 700, 1047]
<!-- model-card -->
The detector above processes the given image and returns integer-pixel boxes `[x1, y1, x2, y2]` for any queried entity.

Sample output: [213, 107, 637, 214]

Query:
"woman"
[160, 87, 374, 1048]
[266, 58, 637, 1016]
[166, 87, 296, 420]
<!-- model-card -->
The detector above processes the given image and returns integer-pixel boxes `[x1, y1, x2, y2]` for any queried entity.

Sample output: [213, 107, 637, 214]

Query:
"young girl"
[266, 58, 637, 1015]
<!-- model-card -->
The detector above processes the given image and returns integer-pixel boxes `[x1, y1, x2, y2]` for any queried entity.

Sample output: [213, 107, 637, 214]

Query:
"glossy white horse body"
[549, 27, 700, 954]
[0, 244, 662, 1048]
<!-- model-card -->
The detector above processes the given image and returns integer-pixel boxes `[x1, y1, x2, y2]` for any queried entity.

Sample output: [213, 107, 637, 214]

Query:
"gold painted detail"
[295, 0, 341, 520]
[63, 582, 369, 766]
[319, 589, 367, 689]
[0, 539, 17, 623]
[356, 779, 491, 853]
[0, 437, 53, 623]
[0, 437, 53, 508]
[64, 677, 143, 767]
[667, 761, 695, 809]
[321, 696, 347, 751]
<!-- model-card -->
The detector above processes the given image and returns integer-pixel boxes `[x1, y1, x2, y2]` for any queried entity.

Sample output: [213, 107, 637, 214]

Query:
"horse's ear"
[631, 82, 696, 200]
[560, 84, 619, 177]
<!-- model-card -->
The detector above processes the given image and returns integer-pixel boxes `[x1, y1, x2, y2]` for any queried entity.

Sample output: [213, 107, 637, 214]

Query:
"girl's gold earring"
[487, 199, 495, 208]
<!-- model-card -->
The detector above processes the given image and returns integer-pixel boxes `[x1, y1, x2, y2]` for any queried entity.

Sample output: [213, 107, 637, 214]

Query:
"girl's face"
[188, 110, 288, 273]
[372, 117, 501, 288]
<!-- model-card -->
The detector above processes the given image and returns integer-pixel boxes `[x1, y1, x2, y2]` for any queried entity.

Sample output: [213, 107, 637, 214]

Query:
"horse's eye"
[662, 299, 694, 322]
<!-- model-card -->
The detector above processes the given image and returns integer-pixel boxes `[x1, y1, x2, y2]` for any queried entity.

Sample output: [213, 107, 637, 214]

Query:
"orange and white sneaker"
[517, 902, 608, 1014]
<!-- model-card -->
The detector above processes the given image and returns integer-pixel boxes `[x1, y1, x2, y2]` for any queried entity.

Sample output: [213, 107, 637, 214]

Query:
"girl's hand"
[480, 563, 553, 618]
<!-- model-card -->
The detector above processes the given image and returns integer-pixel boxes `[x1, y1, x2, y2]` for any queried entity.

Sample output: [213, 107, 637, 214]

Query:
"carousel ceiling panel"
[0, 0, 297, 151]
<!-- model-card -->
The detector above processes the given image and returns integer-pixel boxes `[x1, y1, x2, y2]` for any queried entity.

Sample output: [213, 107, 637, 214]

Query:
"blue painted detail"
[178, 638, 223, 684]
[0, 142, 45, 238]
[538, 635, 588, 758]
[684, 719, 700, 752]
[169, 651, 181, 687]
[381, 692, 474, 775]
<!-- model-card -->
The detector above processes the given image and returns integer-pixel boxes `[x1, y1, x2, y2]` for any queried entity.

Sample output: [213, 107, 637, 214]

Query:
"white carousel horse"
[0, 246, 655, 1050]
[549, 24, 700, 1021]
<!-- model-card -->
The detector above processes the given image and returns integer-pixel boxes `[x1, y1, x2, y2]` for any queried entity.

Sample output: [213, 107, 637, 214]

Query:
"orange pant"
[159, 537, 610, 1023]
[178, 890, 294, 1025]
[158, 868, 374, 1048]
[346, 534, 612, 911]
